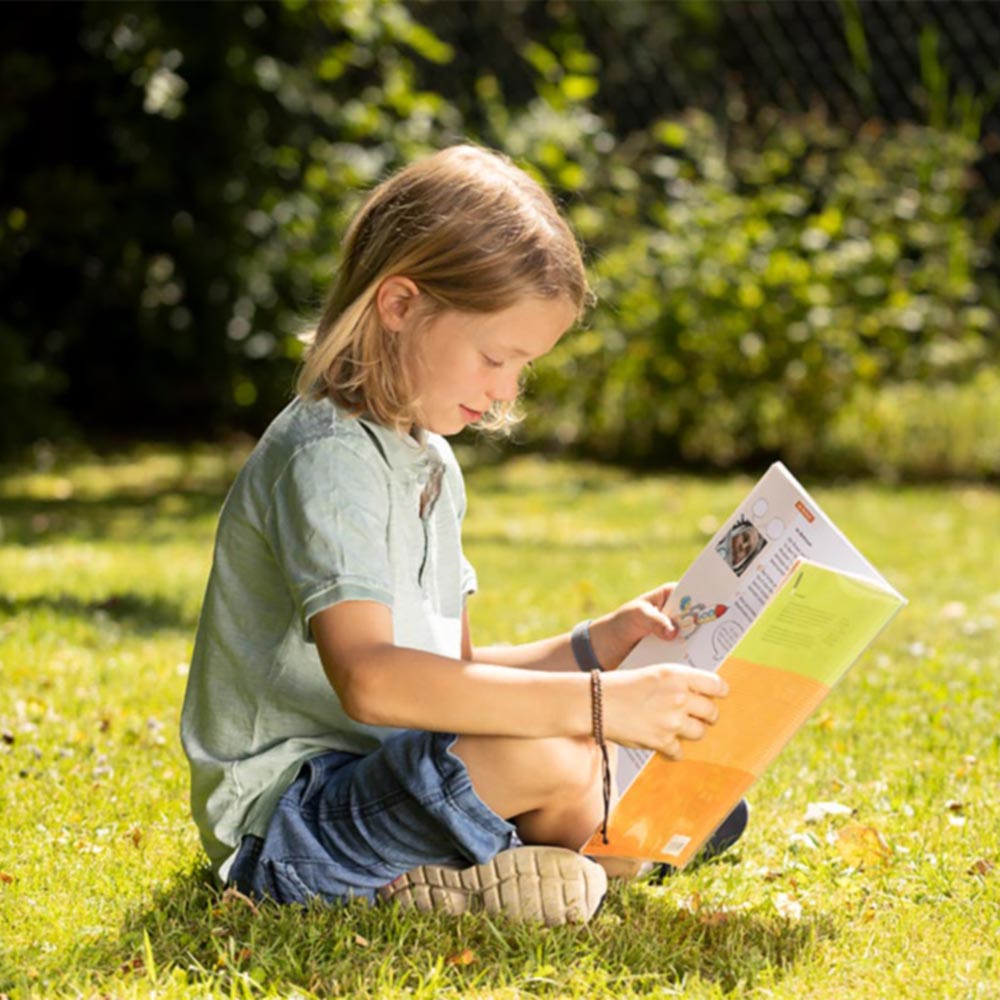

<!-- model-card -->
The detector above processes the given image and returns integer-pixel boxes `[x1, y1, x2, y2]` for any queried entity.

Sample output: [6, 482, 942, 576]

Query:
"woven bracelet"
[590, 668, 612, 845]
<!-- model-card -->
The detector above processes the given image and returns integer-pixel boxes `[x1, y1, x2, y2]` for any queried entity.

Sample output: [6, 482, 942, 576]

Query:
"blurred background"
[2, 0, 999, 479]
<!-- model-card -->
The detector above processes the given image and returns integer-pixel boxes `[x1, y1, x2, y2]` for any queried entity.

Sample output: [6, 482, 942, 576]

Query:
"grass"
[0, 444, 998, 998]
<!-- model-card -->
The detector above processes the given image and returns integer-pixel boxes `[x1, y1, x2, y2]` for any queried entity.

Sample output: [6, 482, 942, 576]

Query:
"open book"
[582, 462, 906, 866]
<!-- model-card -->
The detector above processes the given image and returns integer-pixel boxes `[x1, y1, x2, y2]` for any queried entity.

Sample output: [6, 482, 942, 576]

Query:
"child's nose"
[489, 369, 520, 403]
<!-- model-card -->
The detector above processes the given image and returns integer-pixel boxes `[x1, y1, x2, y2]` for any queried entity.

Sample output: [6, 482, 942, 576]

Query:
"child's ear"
[375, 275, 421, 332]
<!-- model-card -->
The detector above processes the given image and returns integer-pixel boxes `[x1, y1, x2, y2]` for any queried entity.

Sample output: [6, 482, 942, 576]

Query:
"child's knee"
[525, 735, 604, 802]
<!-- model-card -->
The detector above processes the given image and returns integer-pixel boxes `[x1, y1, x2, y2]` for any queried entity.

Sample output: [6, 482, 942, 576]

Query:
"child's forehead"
[470, 297, 576, 355]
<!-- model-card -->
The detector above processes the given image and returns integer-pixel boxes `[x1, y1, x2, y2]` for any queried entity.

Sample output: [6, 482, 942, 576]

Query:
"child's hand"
[603, 663, 727, 760]
[588, 583, 679, 670]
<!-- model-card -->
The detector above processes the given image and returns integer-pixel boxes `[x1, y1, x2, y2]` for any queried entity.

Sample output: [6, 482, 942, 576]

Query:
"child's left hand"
[588, 583, 679, 670]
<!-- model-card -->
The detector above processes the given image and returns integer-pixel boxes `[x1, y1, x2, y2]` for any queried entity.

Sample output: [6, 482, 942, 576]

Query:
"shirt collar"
[357, 412, 432, 471]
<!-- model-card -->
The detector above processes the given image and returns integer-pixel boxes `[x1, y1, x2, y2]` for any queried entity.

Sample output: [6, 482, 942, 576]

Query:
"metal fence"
[417, 0, 1000, 194]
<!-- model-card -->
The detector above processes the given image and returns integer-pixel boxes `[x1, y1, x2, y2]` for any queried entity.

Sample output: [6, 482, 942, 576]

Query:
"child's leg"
[449, 733, 607, 850]
[450, 735, 645, 879]
[226, 730, 607, 919]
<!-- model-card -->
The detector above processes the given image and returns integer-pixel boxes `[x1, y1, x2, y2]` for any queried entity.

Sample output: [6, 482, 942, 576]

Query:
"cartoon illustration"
[715, 516, 767, 577]
[676, 594, 728, 639]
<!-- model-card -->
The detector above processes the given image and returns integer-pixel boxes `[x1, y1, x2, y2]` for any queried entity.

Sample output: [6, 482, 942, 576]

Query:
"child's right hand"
[602, 664, 728, 760]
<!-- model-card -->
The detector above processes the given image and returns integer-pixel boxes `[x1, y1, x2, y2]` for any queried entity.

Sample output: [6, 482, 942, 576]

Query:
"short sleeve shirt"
[180, 396, 477, 878]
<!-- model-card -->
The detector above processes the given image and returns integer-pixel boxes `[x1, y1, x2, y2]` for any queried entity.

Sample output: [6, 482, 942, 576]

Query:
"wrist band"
[590, 668, 612, 845]
[571, 619, 603, 672]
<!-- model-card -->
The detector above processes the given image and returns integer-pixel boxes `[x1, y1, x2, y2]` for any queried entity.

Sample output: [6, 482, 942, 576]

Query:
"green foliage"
[520, 107, 1000, 476]
[0, 0, 451, 448]
[2, 1, 998, 478]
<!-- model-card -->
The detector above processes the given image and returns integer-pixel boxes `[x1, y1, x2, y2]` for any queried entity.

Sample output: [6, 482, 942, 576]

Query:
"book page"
[585, 561, 905, 865]
[613, 463, 904, 792]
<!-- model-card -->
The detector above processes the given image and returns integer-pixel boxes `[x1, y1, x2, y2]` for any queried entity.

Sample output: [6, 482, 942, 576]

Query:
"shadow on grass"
[0, 487, 228, 546]
[45, 862, 833, 997]
[0, 591, 195, 635]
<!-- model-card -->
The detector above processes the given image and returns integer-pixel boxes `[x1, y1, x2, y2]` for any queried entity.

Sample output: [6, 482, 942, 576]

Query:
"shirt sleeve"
[265, 439, 393, 641]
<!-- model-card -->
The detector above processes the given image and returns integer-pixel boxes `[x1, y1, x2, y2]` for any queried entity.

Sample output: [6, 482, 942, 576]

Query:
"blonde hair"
[296, 143, 593, 434]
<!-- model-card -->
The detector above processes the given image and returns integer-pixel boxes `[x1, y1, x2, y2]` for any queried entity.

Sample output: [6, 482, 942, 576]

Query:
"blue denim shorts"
[226, 730, 519, 906]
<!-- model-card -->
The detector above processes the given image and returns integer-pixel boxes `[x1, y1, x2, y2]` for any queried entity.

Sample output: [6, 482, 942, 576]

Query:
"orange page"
[583, 562, 904, 865]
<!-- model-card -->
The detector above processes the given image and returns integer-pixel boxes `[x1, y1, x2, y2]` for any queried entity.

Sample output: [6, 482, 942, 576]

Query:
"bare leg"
[450, 736, 644, 879]
[450, 733, 606, 850]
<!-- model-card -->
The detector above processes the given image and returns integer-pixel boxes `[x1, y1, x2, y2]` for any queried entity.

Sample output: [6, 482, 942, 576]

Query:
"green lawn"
[1, 446, 997, 998]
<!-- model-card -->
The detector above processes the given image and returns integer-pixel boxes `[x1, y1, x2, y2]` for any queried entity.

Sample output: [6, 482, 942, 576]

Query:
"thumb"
[638, 602, 679, 640]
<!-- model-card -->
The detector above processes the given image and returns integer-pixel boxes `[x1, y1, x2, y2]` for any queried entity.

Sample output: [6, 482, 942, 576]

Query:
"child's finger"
[676, 666, 729, 698]
[685, 692, 723, 725]
[639, 603, 679, 639]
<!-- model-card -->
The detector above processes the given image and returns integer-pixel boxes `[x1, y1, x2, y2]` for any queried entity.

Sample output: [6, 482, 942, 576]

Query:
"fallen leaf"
[220, 886, 260, 916]
[835, 825, 891, 868]
[680, 891, 702, 914]
[0, 873, 15, 884]
[353, 934, 370, 948]
[773, 892, 803, 921]
[118, 956, 144, 975]
[126, 826, 143, 847]
[968, 858, 994, 877]
[446, 948, 476, 966]
[804, 801, 853, 823]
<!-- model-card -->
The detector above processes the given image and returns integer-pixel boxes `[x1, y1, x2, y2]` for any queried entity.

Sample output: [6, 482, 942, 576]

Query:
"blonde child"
[180, 144, 738, 926]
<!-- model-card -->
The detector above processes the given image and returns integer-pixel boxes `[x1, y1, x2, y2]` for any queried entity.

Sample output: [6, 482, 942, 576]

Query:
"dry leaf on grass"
[835, 824, 891, 868]
[772, 892, 803, 921]
[446, 949, 476, 966]
[353, 934, 370, 947]
[968, 858, 995, 877]
[220, 886, 260, 916]
[804, 801, 853, 823]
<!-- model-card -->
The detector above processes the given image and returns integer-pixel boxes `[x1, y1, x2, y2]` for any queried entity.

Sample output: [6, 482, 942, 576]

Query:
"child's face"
[731, 527, 759, 567]
[410, 296, 577, 436]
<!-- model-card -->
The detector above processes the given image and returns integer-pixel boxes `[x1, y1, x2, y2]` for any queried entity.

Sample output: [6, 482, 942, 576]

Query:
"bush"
[520, 106, 1000, 476]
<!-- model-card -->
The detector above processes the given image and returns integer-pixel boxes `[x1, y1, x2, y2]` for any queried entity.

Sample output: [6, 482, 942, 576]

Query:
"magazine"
[581, 462, 906, 866]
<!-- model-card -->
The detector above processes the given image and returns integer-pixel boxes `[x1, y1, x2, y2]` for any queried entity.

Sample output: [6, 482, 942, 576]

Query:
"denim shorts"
[226, 730, 519, 906]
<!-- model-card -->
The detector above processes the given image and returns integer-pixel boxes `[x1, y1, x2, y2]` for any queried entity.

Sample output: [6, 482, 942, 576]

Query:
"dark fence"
[417, 0, 1000, 195]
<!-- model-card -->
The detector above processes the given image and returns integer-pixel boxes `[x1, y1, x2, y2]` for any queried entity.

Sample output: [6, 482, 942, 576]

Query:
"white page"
[614, 462, 902, 791]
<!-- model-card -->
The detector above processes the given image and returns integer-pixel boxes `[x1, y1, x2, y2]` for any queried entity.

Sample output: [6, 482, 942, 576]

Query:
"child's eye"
[481, 353, 503, 369]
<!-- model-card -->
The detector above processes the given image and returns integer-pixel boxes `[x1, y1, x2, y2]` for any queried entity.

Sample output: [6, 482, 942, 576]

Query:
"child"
[180, 144, 737, 926]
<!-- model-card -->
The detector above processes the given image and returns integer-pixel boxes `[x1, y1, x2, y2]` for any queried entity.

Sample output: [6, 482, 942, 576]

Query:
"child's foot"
[377, 845, 608, 926]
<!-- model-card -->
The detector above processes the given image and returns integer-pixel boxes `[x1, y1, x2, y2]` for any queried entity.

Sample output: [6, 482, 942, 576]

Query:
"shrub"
[521, 107, 1000, 476]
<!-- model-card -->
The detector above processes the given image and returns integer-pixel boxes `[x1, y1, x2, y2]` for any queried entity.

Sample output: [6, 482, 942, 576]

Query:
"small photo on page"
[716, 516, 767, 577]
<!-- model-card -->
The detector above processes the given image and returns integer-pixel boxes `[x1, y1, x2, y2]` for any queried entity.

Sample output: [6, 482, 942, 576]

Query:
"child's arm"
[471, 583, 679, 673]
[311, 597, 726, 759]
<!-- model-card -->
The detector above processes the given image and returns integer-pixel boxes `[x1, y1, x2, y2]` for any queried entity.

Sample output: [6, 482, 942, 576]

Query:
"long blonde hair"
[296, 143, 593, 434]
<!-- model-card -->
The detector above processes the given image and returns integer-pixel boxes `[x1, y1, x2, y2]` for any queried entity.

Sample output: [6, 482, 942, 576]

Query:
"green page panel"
[729, 562, 904, 685]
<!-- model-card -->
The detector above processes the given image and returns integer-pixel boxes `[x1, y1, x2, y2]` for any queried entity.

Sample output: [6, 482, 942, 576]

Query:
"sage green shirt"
[180, 396, 477, 879]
